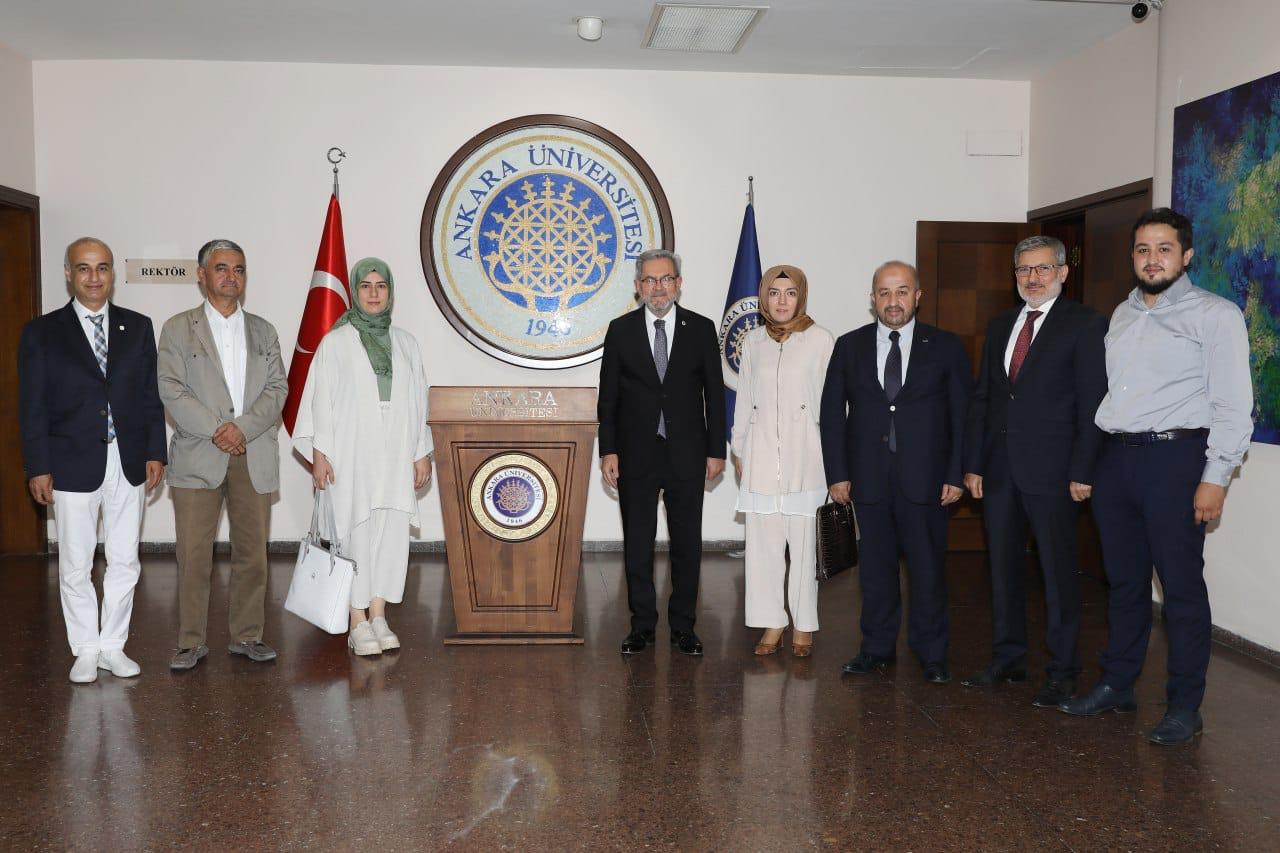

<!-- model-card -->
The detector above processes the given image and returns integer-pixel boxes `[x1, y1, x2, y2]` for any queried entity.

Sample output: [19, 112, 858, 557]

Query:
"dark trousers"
[1092, 435, 1210, 711]
[983, 481, 1082, 680]
[617, 438, 704, 633]
[853, 462, 950, 663]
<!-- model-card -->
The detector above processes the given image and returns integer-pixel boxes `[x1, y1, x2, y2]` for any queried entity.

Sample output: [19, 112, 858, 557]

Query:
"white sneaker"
[369, 616, 401, 651]
[98, 649, 141, 678]
[70, 653, 99, 684]
[348, 621, 381, 656]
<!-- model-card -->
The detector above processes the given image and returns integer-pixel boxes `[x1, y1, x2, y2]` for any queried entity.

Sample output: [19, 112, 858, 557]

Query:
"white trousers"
[347, 509, 410, 609]
[744, 511, 819, 632]
[51, 441, 144, 655]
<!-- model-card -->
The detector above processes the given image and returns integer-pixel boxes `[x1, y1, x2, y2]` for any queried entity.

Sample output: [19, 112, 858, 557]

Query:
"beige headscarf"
[759, 264, 815, 343]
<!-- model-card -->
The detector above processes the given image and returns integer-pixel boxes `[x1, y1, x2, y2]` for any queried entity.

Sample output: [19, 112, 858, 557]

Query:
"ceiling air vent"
[642, 4, 768, 54]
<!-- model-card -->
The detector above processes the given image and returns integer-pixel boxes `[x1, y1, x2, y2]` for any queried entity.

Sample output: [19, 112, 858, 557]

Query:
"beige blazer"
[730, 324, 835, 495]
[157, 304, 288, 493]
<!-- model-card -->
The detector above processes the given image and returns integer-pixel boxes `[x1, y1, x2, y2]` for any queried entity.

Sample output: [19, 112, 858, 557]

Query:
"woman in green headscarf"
[294, 257, 432, 657]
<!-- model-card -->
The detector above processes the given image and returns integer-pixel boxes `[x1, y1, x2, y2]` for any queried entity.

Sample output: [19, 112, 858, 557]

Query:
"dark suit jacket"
[597, 305, 726, 480]
[19, 301, 167, 492]
[963, 298, 1108, 495]
[819, 321, 972, 505]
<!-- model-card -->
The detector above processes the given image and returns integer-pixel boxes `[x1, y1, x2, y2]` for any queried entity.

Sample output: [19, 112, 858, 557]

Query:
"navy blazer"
[19, 301, 167, 492]
[597, 305, 726, 480]
[963, 298, 1108, 495]
[819, 321, 972, 505]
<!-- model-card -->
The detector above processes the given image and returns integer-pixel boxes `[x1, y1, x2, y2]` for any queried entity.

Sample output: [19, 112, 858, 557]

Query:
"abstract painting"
[1173, 68, 1280, 444]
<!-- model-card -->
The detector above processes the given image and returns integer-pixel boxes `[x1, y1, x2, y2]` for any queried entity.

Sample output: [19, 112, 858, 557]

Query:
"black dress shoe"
[960, 661, 1028, 688]
[1057, 683, 1137, 716]
[841, 651, 895, 674]
[671, 630, 703, 656]
[922, 662, 951, 685]
[620, 631, 650, 655]
[1148, 708, 1203, 745]
[1031, 678, 1076, 708]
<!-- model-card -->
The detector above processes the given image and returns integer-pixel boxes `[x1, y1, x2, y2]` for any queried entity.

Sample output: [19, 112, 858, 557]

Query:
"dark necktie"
[1008, 309, 1043, 384]
[885, 330, 901, 452]
[653, 318, 668, 438]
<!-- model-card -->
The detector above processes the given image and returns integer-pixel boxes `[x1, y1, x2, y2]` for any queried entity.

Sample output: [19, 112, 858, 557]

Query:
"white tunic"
[730, 324, 834, 516]
[292, 324, 432, 541]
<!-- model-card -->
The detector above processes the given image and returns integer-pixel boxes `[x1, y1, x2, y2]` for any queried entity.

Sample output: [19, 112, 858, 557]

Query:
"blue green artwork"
[1173, 68, 1280, 444]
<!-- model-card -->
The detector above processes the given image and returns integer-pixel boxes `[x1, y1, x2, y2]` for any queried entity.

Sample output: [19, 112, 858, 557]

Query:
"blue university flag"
[718, 203, 763, 443]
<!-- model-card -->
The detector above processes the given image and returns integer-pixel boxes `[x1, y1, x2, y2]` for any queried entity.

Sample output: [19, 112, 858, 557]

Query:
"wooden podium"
[429, 387, 597, 644]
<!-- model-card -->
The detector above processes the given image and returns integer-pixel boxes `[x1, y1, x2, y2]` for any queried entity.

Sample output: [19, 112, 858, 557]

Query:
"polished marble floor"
[0, 550, 1277, 851]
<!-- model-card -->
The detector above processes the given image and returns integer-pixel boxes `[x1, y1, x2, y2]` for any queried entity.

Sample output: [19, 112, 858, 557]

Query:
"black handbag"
[816, 499, 858, 581]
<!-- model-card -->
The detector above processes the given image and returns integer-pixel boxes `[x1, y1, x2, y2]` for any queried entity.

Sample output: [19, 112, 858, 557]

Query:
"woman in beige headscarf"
[730, 265, 834, 657]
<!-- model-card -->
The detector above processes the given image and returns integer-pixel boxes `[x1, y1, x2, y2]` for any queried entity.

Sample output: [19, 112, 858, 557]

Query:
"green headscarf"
[333, 257, 395, 401]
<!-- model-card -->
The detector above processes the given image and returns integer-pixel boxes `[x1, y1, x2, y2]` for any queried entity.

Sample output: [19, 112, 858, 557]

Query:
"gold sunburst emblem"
[480, 176, 612, 312]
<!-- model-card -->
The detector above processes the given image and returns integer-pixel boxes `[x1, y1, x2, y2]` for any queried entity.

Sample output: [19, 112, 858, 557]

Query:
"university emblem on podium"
[422, 115, 674, 368]
[468, 453, 559, 542]
[719, 297, 761, 391]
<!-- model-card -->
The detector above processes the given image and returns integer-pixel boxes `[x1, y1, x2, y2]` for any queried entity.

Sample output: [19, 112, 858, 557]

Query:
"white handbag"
[285, 490, 356, 634]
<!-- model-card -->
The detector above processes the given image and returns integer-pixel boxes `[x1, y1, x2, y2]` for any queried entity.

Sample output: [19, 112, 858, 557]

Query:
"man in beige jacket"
[158, 239, 288, 670]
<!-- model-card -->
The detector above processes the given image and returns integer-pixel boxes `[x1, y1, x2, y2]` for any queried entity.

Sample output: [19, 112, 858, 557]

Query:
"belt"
[1112, 428, 1208, 446]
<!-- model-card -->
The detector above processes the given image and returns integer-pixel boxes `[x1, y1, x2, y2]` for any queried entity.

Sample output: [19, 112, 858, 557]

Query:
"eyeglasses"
[638, 275, 678, 287]
[1013, 263, 1061, 278]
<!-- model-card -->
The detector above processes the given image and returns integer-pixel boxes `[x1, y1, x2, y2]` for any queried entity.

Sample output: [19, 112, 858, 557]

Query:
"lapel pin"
[118, 325, 125, 331]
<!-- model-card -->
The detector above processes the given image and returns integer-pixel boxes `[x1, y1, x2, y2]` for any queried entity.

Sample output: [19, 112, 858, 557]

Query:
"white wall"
[0, 41, 36, 193]
[1151, 0, 1280, 652]
[32, 60, 1030, 546]
[1029, 0, 1280, 652]
[1028, 20, 1157, 210]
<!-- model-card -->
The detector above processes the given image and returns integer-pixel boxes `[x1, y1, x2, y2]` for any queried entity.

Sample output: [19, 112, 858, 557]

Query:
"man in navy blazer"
[961, 236, 1108, 708]
[598, 249, 726, 657]
[820, 261, 971, 683]
[19, 237, 167, 684]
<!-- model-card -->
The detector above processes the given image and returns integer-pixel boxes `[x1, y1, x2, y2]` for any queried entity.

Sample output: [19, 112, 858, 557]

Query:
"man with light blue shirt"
[1059, 208, 1253, 745]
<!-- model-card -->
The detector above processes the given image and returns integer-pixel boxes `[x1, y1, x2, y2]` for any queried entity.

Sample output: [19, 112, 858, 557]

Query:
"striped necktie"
[89, 314, 116, 442]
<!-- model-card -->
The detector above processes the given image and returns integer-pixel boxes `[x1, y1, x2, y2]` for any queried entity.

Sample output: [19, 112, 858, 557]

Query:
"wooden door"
[917, 220, 1038, 551]
[1031, 179, 1152, 580]
[0, 186, 45, 556]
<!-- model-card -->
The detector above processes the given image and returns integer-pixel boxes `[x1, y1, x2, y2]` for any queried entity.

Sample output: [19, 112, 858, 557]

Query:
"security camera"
[1132, 0, 1163, 22]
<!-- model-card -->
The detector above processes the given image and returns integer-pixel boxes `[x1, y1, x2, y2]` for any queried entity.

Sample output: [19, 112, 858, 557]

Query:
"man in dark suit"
[598, 249, 726, 656]
[820, 260, 971, 684]
[960, 236, 1108, 708]
[19, 237, 167, 684]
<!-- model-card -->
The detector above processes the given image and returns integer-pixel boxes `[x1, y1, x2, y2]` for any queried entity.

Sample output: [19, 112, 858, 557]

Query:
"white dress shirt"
[644, 305, 676, 362]
[204, 300, 247, 415]
[1003, 295, 1058, 374]
[72, 298, 110, 352]
[875, 317, 915, 388]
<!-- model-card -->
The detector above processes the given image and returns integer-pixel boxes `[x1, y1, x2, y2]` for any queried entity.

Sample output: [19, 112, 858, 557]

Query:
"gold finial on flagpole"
[747, 175, 754, 207]
[327, 147, 347, 198]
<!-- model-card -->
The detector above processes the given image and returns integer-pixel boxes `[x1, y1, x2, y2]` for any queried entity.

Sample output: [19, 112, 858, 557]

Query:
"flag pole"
[327, 147, 347, 199]
[747, 175, 754, 206]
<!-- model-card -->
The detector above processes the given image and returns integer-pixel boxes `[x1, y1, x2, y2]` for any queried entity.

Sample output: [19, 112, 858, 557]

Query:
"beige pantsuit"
[173, 453, 271, 647]
[731, 324, 835, 633]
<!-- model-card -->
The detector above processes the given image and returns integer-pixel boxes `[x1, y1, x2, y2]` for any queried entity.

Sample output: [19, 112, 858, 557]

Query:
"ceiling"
[0, 0, 1141, 80]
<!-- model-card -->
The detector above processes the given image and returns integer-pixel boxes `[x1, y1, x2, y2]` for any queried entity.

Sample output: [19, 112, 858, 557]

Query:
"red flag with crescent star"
[283, 193, 350, 434]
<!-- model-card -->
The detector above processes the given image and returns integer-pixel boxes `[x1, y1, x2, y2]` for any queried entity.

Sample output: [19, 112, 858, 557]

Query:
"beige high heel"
[791, 630, 814, 658]
[754, 628, 786, 656]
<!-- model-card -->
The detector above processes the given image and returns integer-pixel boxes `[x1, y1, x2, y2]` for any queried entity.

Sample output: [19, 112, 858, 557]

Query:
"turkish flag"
[283, 193, 350, 434]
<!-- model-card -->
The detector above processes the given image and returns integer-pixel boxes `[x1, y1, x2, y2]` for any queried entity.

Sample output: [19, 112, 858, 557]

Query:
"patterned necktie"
[653, 318, 668, 438]
[1008, 309, 1043, 384]
[885, 330, 902, 452]
[89, 314, 116, 442]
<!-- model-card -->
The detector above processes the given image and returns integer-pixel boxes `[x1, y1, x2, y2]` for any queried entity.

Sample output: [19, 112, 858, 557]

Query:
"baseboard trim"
[1149, 602, 1280, 670]
[68, 539, 748, 555]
